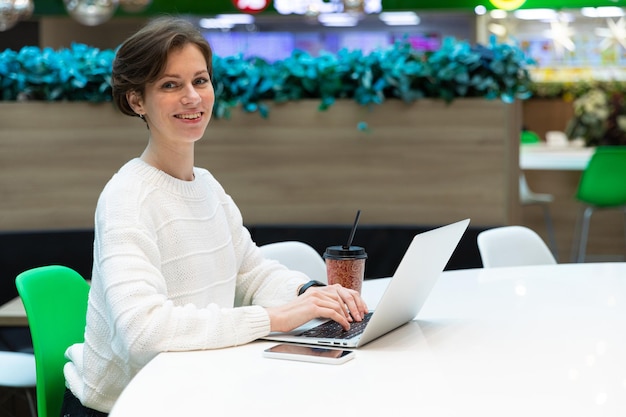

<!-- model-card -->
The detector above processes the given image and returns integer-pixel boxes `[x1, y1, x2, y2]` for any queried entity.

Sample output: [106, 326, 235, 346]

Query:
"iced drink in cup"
[323, 246, 367, 294]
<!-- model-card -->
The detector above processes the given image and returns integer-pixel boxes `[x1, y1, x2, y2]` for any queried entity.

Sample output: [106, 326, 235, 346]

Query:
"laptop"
[263, 218, 470, 348]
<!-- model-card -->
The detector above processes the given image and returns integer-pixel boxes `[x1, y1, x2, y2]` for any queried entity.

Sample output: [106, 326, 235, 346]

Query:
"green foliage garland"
[0, 36, 534, 119]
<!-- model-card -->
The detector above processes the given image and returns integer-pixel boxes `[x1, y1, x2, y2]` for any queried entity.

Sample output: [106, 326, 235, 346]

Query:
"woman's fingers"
[304, 284, 368, 329]
[267, 284, 370, 333]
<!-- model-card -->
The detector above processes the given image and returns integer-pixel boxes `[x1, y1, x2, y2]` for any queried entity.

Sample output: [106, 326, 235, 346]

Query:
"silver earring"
[138, 114, 145, 120]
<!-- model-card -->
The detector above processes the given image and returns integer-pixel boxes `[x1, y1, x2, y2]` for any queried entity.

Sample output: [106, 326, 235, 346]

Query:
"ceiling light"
[475, 5, 487, 15]
[379, 11, 420, 26]
[318, 13, 359, 27]
[199, 18, 235, 30]
[199, 13, 255, 30]
[489, 9, 508, 19]
[513, 8, 559, 20]
[581, 7, 624, 18]
[274, 0, 381, 15]
[215, 14, 255, 25]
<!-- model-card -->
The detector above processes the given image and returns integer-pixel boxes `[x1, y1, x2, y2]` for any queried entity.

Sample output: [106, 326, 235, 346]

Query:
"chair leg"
[541, 204, 559, 261]
[571, 207, 583, 262]
[623, 208, 626, 261]
[25, 388, 36, 417]
[0, 387, 36, 417]
[577, 206, 594, 263]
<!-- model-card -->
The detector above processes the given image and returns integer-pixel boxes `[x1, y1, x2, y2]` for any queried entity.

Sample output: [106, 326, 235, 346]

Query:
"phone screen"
[263, 344, 355, 364]
[266, 344, 352, 358]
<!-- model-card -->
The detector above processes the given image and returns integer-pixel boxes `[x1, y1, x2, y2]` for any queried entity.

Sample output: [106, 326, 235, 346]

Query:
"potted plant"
[564, 87, 626, 146]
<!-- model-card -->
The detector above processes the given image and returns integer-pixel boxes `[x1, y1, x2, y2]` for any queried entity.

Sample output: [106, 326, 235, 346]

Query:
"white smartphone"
[263, 343, 355, 365]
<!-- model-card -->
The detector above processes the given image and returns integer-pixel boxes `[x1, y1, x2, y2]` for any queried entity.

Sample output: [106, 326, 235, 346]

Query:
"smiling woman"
[125, 43, 215, 180]
[109, 17, 216, 180]
[57, 16, 370, 417]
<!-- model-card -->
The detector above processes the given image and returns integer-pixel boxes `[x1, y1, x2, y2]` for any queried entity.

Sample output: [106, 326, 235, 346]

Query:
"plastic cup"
[323, 246, 367, 294]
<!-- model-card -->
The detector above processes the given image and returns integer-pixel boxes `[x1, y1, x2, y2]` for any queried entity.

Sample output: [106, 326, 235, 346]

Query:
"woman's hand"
[265, 284, 368, 333]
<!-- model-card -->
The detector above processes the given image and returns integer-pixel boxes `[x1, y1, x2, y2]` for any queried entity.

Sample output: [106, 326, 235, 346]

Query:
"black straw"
[343, 210, 361, 249]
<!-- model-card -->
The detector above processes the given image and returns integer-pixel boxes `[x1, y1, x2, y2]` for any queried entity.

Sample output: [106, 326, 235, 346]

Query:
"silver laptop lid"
[356, 218, 470, 346]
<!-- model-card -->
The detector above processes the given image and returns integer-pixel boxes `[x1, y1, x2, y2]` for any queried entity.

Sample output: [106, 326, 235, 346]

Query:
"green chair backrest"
[15, 265, 90, 417]
[520, 130, 541, 144]
[576, 146, 626, 207]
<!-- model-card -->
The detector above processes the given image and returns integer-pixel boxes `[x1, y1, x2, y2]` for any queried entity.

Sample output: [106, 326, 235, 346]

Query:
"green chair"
[15, 265, 90, 417]
[571, 147, 626, 262]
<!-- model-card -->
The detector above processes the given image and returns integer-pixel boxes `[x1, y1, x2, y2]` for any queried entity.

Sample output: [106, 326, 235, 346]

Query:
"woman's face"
[128, 43, 215, 146]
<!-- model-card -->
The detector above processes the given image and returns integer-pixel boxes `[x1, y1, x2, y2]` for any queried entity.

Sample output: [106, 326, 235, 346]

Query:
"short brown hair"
[111, 17, 213, 117]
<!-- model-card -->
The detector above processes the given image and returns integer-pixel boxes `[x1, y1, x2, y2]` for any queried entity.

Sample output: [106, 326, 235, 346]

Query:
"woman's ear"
[126, 91, 144, 116]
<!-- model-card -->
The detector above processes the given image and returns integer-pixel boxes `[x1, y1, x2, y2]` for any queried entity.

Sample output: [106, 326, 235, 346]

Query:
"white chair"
[0, 351, 37, 417]
[259, 241, 327, 283]
[477, 225, 557, 268]
[519, 173, 558, 260]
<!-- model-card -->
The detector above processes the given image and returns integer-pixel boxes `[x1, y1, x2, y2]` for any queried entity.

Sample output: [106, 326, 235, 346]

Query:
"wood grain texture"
[0, 99, 520, 231]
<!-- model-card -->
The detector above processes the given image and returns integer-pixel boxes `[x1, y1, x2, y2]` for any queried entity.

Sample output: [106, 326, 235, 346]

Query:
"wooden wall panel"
[0, 99, 520, 231]
[522, 98, 574, 141]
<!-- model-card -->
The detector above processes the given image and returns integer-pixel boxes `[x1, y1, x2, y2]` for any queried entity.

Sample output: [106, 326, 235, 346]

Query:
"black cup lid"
[323, 245, 367, 260]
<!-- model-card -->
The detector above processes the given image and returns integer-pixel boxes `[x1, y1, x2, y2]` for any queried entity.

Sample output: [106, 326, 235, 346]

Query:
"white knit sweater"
[64, 158, 308, 413]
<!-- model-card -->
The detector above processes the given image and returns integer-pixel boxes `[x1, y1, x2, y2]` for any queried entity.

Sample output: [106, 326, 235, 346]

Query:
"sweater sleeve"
[92, 226, 271, 368]
[209, 181, 310, 308]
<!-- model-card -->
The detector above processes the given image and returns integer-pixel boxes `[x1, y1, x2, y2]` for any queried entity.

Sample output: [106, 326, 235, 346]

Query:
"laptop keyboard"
[298, 312, 373, 339]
